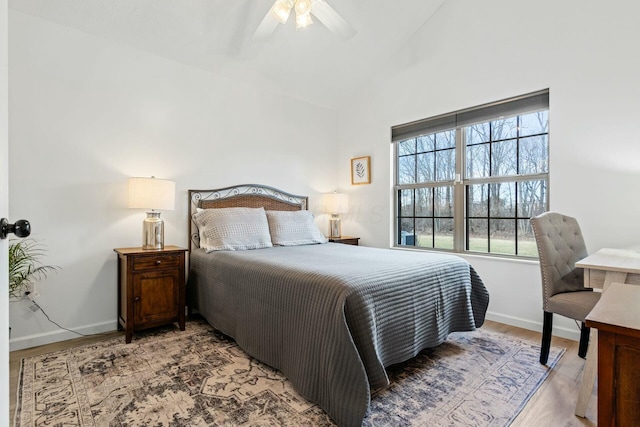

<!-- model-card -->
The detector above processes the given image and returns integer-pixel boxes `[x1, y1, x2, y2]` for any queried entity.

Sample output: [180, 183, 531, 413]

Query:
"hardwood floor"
[486, 321, 597, 427]
[9, 320, 597, 426]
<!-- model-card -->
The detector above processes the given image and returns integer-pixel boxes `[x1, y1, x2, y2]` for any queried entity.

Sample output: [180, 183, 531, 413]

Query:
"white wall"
[8, 11, 339, 350]
[337, 0, 640, 339]
[10, 1, 640, 351]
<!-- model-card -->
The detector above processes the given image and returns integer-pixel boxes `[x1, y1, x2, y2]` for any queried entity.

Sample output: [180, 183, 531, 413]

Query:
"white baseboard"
[9, 312, 581, 352]
[9, 320, 118, 351]
[485, 311, 581, 341]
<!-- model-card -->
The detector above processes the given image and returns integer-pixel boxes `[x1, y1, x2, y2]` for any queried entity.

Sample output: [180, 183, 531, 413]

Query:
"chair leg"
[578, 322, 590, 358]
[540, 311, 553, 365]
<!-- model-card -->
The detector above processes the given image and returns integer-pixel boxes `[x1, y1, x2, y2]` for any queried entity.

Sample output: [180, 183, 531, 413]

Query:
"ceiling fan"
[253, 0, 356, 41]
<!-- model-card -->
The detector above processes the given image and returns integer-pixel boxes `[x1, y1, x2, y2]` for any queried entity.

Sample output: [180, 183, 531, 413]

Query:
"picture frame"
[351, 156, 371, 185]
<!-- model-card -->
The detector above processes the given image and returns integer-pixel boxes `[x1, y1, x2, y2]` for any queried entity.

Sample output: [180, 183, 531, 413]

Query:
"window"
[393, 90, 549, 257]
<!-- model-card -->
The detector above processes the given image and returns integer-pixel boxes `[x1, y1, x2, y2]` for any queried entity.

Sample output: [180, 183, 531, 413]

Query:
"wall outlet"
[24, 282, 36, 298]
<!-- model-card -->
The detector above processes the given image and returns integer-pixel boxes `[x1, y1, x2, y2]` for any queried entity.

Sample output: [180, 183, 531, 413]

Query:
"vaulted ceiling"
[9, 0, 446, 109]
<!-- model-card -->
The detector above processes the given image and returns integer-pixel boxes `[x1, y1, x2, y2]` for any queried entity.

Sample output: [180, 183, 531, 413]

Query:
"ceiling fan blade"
[252, 5, 279, 41]
[311, 0, 356, 40]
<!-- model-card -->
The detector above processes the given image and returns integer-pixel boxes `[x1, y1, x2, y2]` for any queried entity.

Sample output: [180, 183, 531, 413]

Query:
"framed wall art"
[351, 156, 371, 185]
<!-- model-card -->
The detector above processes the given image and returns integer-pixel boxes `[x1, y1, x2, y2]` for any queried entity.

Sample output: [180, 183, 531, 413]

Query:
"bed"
[187, 184, 489, 427]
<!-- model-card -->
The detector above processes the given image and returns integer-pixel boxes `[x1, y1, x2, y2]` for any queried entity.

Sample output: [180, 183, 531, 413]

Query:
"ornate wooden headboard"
[188, 184, 308, 252]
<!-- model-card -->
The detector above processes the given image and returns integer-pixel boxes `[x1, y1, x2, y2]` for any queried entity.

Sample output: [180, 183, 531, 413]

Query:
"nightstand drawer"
[133, 254, 181, 271]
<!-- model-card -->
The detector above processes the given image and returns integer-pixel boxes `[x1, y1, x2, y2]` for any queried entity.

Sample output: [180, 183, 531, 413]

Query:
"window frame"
[392, 90, 549, 258]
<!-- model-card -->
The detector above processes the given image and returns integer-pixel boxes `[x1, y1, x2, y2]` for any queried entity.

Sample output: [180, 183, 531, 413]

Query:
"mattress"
[188, 243, 489, 427]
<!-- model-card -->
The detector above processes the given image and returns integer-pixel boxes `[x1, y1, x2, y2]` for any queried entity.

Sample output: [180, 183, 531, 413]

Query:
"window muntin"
[465, 179, 546, 256]
[394, 94, 549, 258]
[397, 185, 454, 250]
[397, 131, 456, 185]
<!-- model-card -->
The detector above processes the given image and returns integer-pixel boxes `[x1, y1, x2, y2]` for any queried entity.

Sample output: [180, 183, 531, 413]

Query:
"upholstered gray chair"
[530, 212, 601, 365]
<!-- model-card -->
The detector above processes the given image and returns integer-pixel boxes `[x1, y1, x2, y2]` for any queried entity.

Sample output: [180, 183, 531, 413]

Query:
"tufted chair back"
[530, 212, 588, 311]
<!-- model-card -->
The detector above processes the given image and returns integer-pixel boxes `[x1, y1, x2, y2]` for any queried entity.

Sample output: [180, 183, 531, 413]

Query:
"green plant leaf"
[8, 238, 59, 298]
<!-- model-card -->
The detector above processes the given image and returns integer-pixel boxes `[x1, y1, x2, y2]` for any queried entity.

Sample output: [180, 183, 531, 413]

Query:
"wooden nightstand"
[328, 236, 360, 246]
[114, 245, 188, 343]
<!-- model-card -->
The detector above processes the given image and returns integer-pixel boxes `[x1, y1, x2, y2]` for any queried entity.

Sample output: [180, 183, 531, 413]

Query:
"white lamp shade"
[323, 193, 349, 214]
[128, 177, 176, 210]
[271, 0, 293, 23]
[295, 0, 312, 15]
[295, 11, 313, 28]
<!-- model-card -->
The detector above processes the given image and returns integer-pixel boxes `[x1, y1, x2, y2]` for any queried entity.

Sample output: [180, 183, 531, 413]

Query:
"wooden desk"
[577, 248, 640, 292]
[585, 283, 640, 427]
[574, 248, 640, 417]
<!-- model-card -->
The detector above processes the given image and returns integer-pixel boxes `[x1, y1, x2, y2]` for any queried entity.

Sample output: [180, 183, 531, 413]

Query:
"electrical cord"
[28, 299, 92, 337]
[25, 293, 115, 338]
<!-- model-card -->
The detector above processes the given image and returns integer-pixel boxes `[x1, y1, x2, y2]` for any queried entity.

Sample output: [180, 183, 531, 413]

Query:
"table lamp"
[323, 192, 349, 239]
[128, 176, 176, 250]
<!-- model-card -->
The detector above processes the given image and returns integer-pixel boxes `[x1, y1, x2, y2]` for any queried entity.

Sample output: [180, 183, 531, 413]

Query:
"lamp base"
[142, 211, 164, 250]
[329, 215, 341, 239]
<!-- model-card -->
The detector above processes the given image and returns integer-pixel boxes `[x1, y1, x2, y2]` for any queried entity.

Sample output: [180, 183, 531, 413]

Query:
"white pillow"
[266, 210, 328, 246]
[193, 207, 273, 252]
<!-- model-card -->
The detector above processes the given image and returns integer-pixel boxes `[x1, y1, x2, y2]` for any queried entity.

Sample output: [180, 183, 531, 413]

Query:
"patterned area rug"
[15, 320, 563, 427]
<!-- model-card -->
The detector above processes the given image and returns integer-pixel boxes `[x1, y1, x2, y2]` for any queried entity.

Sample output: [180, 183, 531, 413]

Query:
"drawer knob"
[155, 260, 162, 265]
[134, 296, 140, 302]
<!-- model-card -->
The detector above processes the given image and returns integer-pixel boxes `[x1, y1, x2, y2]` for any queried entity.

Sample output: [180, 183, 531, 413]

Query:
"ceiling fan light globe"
[271, 0, 294, 24]
[294, 0, 312, 15]
[296, 11, 313, 28]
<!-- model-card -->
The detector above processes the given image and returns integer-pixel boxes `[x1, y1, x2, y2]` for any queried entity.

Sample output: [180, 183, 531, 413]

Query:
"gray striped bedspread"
[188, 243, 489, 427]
